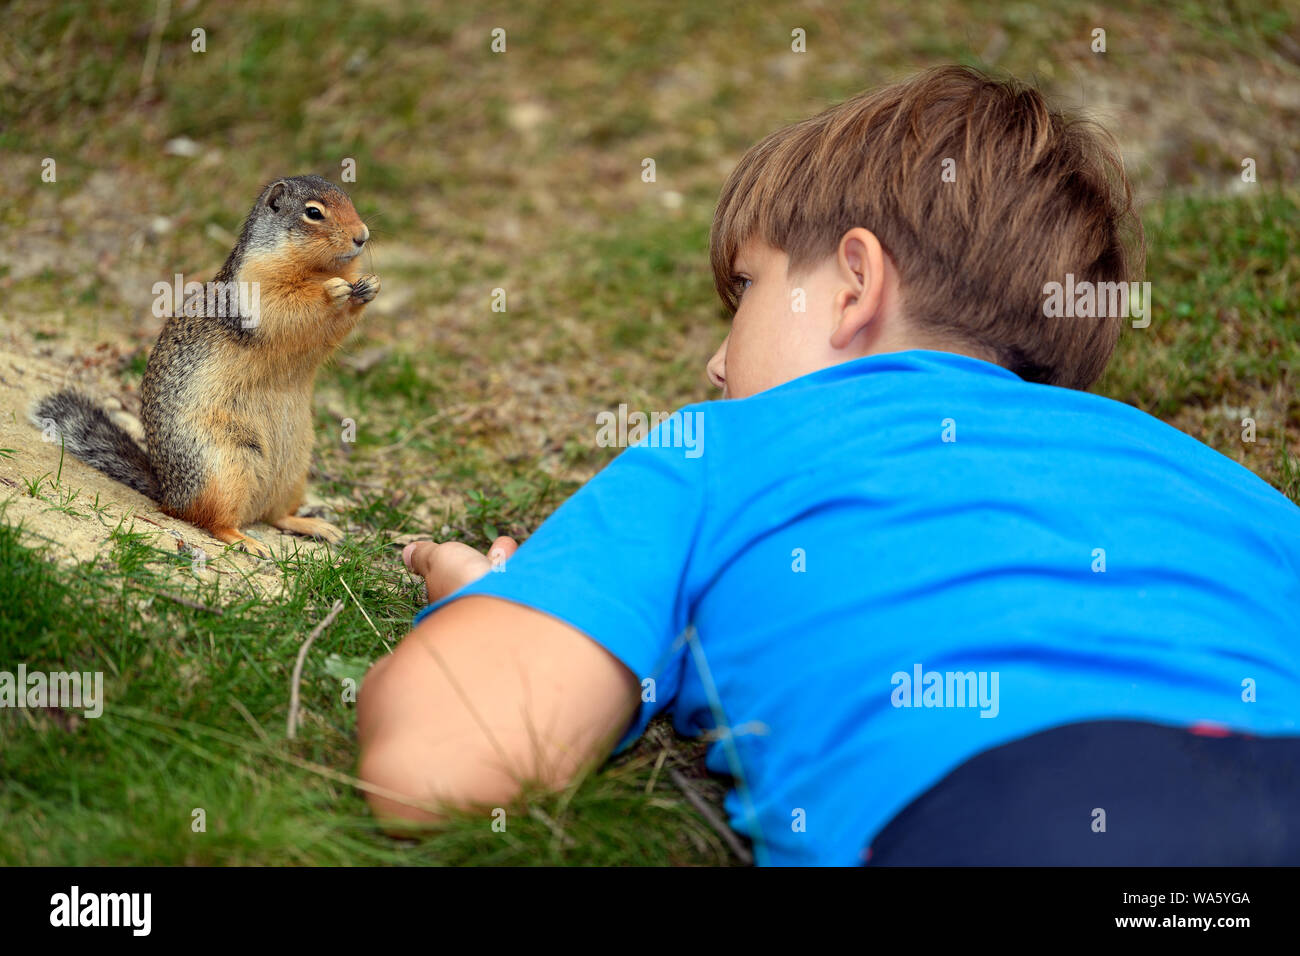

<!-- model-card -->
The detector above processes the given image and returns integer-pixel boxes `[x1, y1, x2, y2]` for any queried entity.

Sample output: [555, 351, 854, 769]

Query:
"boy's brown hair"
[710, 65, 1144, 390]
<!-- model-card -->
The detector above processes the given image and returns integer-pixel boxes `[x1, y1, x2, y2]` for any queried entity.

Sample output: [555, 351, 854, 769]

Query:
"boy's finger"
[403, 541, 439, 573]
[487, 536, 519, 564]
[403, 541, 444, 576]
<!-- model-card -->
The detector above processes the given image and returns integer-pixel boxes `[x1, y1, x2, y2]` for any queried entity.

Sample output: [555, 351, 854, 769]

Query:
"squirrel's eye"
[304, 206, 325, 221]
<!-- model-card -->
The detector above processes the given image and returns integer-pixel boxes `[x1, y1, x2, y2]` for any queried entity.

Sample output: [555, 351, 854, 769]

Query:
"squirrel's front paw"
[350, 273, 380, 305]
[324, 276, 354, 308]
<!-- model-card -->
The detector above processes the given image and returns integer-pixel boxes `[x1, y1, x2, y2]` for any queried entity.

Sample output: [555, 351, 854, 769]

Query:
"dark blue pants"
[864, 719, 1300, 865]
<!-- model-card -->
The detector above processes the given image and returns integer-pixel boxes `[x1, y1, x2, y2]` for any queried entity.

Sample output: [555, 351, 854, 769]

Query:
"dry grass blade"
[668, 768, 753, 865]
[287, 599, 346, 740]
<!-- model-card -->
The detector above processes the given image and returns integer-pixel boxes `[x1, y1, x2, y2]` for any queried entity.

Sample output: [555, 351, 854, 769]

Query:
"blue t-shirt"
[415, 349, 1300, 866]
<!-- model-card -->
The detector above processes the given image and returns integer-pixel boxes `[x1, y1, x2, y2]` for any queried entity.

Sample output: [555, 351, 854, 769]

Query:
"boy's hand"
[401, 536, 518, 604]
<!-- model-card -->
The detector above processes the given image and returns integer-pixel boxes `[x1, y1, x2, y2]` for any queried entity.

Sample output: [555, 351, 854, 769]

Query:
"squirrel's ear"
[264, 181, 289, 212]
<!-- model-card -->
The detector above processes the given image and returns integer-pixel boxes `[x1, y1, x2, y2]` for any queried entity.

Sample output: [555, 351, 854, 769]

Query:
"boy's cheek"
[723, 343, 782, 398]
[719, 331, 758, 397]
[725, 301, 816, 396]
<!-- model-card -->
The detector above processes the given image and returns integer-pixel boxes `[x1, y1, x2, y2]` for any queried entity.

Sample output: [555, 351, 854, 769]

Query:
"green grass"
[0, 514, 729, 865]
[1097, 190, 1299, 486]
[1100, 191, 1299, 417]
[0, 0, 1296, 865]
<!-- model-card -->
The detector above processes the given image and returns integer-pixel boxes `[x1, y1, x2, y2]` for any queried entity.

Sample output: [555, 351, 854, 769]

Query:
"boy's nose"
[706, 338, 727, 390]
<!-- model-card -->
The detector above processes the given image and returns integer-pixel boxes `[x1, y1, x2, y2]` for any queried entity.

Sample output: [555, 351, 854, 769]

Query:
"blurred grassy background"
[0, 0, 1297, 864]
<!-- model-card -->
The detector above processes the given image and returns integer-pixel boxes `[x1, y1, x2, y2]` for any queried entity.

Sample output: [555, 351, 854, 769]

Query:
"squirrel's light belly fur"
[33, 175, 380, 558]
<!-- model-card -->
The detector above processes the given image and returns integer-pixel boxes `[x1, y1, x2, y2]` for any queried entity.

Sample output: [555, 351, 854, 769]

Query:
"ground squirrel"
[31, 175, 380, 558]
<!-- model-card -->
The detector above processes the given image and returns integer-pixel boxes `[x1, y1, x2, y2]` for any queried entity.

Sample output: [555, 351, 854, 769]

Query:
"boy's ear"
[830, 227, 887, 350]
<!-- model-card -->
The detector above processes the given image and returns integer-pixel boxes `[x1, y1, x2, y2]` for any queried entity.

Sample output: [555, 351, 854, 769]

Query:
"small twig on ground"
[287, 599, 345, 740]
[645, 746, 669, 795]
[128, 513, 169, 530]
[668, 767, 754, 865]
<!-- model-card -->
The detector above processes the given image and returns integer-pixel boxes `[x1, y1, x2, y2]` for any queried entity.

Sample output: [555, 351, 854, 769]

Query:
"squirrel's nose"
[353, 225, 369, 248]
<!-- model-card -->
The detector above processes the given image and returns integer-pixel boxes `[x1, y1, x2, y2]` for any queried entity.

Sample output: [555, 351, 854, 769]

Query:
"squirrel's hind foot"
[210, 526, 275, 560]
[271, 514, 345, 544]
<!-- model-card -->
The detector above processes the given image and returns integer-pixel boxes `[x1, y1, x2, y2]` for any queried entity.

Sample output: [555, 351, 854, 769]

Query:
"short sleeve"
[412, 416, 709, 752]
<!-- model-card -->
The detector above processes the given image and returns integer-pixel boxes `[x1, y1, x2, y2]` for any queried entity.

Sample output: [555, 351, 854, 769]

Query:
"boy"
[356, 66, 1300, 865]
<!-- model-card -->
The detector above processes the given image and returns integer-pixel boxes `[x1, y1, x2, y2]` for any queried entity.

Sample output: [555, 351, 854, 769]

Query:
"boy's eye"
[732, 275, 752, 295]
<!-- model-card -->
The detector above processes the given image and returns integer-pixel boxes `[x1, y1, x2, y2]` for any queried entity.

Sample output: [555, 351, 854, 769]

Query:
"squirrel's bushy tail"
[28, 390, 160, 500]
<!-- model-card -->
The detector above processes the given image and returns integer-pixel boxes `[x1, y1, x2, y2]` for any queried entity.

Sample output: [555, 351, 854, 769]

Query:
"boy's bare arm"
[357, 544, 641, 827]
